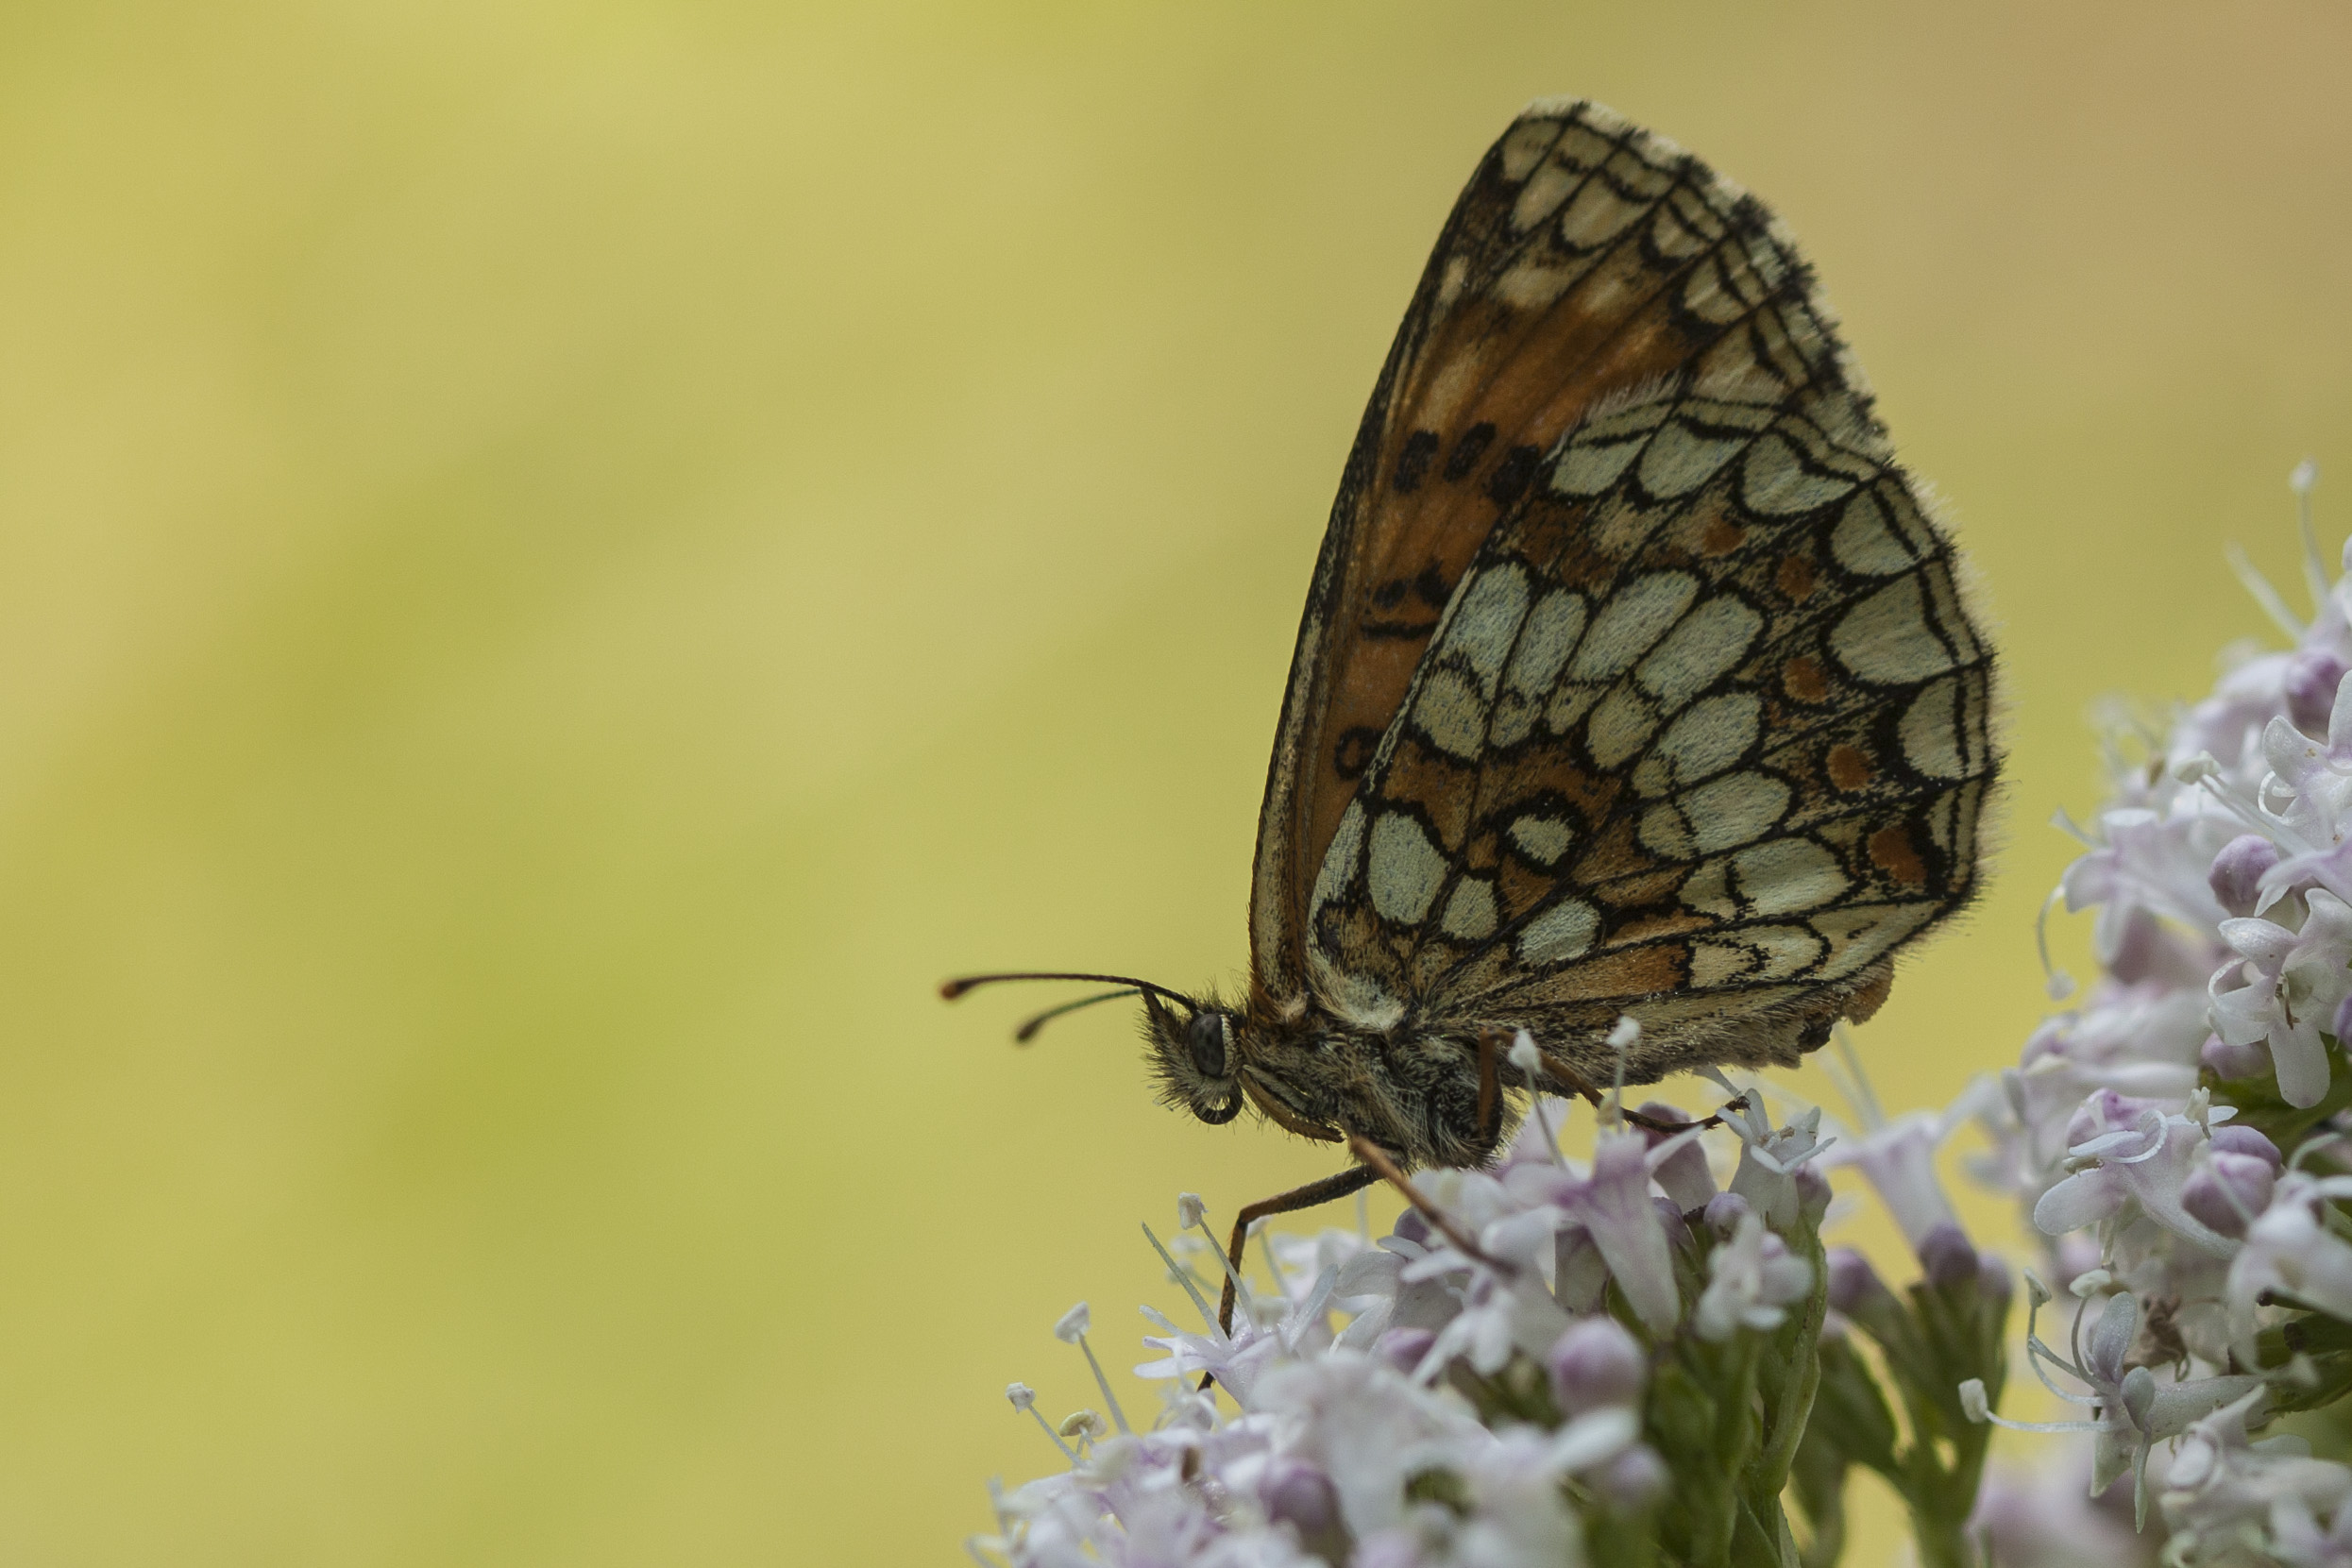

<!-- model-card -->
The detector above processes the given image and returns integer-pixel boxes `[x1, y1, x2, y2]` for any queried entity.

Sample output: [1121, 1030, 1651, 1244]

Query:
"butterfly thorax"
[1142, 992, 1520, 1172]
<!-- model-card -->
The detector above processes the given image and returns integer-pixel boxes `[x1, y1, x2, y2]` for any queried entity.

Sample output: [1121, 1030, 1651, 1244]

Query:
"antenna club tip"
[939, 978, 973, 1001]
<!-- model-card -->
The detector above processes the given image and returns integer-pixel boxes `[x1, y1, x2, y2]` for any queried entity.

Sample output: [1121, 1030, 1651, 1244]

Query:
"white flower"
[2225, 1171, 2352, 1363]
[1256, 1352, 1488, 1541]
[2160, 1387, 2352, 1565]
[2208, 888, 2352, 1107]
[2030, 1089, 2237, 1259]
[1829, 1106, 1962, 1253]
[1709, 1080, 1833, 1234]
[1500, 1129, 1682, 1335]
[1692, 1211, 1811, 1341]
[1461, 1413, 1639, 1568]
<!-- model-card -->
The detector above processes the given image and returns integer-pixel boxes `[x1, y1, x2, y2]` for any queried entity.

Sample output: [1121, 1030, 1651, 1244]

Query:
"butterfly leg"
[1523, 1041, 1731, 1135]
[1476, 1025, 1504, 1153]
[1212, 1165, 1383, 1338]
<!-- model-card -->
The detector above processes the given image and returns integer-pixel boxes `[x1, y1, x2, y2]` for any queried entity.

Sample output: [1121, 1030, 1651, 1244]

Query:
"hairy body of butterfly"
[948, 96, 1996, 1333]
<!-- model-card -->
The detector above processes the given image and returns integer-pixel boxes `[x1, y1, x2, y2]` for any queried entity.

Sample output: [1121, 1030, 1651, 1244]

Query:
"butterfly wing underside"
[1250, 98, 1994, 1075]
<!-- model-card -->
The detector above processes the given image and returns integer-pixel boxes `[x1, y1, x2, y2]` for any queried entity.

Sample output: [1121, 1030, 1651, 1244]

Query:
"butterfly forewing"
[1250, 97, 1877, 1004]
[1259, 99, 1994, 1080]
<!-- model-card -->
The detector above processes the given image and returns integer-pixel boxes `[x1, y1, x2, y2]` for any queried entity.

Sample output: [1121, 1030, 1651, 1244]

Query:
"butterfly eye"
[1187, 1011, 1229, 1079]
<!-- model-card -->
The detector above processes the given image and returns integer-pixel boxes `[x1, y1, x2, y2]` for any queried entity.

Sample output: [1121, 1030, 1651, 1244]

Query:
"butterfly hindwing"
[1250, 97, 1877, 1008]
[1301, 376, 1993, 1080]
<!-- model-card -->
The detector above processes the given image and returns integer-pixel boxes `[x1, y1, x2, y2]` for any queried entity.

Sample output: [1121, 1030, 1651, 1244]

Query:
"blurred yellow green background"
[0, 1, 2346, 1561]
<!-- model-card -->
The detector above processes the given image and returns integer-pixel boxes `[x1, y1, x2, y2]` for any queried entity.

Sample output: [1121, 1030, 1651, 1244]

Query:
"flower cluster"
[1962, 464, 2352, 1564]
[971, 1037, 2014, 1568]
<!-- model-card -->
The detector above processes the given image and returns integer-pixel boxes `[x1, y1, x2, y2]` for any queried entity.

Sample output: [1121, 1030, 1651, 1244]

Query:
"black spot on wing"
[1443, 422, 1497, 482]
[1333, 726, 1381, 782]
[1394, 430, 1441, 494]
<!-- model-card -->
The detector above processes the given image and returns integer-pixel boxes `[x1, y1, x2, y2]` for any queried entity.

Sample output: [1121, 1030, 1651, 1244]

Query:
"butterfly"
[947, 97, 1995, 1328]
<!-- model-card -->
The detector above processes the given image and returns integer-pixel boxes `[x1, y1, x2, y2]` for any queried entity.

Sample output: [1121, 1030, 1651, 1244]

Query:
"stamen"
[2012, 1285, 2103, 1407]
[2228, 542, 2307, 640]
[2050, 806, 2097, 848]
[1006, 1381, 1076, 1461]
[1054, 1302, 1130, 1435]
[1179, 1199, 1256, 1322]
[1058, 1409, 1108, 1455]
[2035, 885, 2077, 1001]
[1605, 1016, 1638, 1121]
[1830, 1022, 1886, 1130]
[1141, 1222, 1218, 1331]
[2177, 752, 2319, 856]
[1958, 1376, 2101, 1433]
[964, 1480, 1015, 1568]
[1507, 1031, 1565, 1164]
[2293, 458, 2327, 611]
[1259, 1228, 1293, 1298]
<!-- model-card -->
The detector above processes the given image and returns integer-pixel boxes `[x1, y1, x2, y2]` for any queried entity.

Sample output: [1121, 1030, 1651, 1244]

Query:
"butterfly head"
[940, 968, 1247, 1124]
[1141, 992, 1245, 1126]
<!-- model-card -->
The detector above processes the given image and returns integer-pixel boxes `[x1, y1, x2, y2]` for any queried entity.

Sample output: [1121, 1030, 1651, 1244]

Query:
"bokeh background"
[0, 2, 2347, 1561]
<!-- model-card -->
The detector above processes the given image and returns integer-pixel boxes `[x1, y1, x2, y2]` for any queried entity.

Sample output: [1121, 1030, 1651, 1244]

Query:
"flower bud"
[1547, 1317, 1648, 1415]
[1650, 1197, 1697, 1254]
[1590, 1443, 1669, 1512]
[1260, 1458, 1340, 1534]
[1638, 1102, 1717, 1211]
[2180, 1151, 2277, 1238]
[2285, 649, 2348, 734]
[1917, 1222, 1978, 1289]
[2208, 835, 2282, 917]
[2208, 1123, 2283, 1169]
[1977, 1251, 2012, 1305]
[1825, 1247, 1891, 1314]
[1793, 1160, 1833, 1224]
[1375, 1326, 1434, 1376]
[1392, 1210, 1432, 1248]
[1701, 1191, 1751, 1238]
[2201, 1031, 2271, 1081]
[2054, 1233, 2104, 1294]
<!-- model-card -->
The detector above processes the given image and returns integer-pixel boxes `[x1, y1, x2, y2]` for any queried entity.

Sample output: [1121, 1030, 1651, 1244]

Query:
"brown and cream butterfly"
[947, 97, 1996, 1325]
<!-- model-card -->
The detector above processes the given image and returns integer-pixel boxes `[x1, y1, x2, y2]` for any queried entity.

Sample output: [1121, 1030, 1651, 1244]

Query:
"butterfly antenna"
[1010, 988, 1140, 1043]
[939, 970, 1199, 1016]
